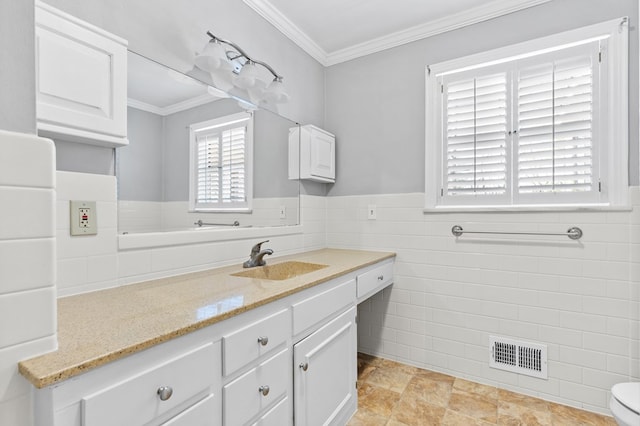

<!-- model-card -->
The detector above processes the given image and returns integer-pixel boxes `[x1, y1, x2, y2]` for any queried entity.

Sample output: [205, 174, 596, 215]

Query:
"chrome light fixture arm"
[206, 31, 283, 81]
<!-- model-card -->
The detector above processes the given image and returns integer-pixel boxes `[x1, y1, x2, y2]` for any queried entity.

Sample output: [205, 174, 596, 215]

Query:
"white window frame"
[189, 111, 254, 212]
[425, 17, 629, 211]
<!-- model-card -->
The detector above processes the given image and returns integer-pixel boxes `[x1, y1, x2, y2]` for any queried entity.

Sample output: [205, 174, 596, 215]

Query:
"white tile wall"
[0, 130, 56, 426]
[56, 170, 327, 294]
[328, 189, 640, 415]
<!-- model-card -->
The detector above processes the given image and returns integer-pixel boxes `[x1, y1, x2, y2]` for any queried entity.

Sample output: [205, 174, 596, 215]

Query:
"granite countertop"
[19, 248, 395, 389]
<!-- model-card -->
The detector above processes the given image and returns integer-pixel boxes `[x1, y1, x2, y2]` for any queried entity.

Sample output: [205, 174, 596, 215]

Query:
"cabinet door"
[309, 129, 335, 180]
[293, 307, 357, 426]
[35, 2, 128, 146]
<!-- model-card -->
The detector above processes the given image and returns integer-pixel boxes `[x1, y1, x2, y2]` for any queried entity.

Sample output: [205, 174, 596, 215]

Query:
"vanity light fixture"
[195, 31, 290, 105]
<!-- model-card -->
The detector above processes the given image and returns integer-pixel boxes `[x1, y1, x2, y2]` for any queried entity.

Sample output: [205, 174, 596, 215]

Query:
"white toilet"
[610, 382, 640, 426]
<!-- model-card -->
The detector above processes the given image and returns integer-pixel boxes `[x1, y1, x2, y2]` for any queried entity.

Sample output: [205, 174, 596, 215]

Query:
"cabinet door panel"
[309, 130, 335, 180]
[250, 396, 290, 426]
[161, 394, 219, 426]
[35, 3, 127, 145]
[294, 307, 356, 426]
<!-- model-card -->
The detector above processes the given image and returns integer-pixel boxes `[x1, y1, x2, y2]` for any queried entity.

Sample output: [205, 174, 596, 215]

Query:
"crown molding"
[243, 0, 328, 65]
[128, 93, 220, 116]
[243, 0, 551, 67]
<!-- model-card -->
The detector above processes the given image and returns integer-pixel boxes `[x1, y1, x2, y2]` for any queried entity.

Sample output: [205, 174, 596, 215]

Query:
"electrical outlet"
[367, 204, 377, 220]
[279, 205, 286, 219]
[70, 201, 98, 236]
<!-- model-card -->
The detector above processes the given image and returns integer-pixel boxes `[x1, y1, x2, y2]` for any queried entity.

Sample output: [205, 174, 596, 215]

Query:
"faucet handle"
[251, 240, 270, 254]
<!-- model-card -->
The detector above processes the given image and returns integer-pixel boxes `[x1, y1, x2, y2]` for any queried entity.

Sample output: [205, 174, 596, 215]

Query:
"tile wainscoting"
[328, 190, 640, 415]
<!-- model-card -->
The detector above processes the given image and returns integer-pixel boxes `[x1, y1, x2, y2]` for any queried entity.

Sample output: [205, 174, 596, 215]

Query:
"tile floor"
[347, 353, 617, 426]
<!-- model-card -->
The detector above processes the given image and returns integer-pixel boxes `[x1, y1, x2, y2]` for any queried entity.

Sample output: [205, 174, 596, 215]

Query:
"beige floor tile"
[349, 354, 617, 426]
[448, 390, 498, 423]
[365, 364, 415, 393]
[346, 408, 388, 426]
[453, 378, 499, 400]
[549, 403, 618, 426]
[390, 393, 446, 426]
[415, 369, 456, 385]
[358, 383, 402, 418]
[497, 401, 552, 426]
[443, 409, 495, 425]
[403, 375, 453, 407]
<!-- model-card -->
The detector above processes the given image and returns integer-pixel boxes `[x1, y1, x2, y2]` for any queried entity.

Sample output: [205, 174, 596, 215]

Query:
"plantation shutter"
[191, 112, 252, 210]
[515, 44, 599, 202]
[438, 39, 602, 206]
[441, 68, 509, 204]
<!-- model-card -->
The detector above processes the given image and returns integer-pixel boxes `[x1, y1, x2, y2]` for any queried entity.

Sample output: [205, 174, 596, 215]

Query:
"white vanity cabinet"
[289, 125, 336, 183]
[35, 2, 128, 147]
[29, 254, 395, 426]
[34, 338, 223, 426]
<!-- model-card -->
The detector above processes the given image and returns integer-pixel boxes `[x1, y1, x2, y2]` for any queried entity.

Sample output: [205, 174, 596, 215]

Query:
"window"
[189, 112, 253, 211]
[426, 18, 628, 210]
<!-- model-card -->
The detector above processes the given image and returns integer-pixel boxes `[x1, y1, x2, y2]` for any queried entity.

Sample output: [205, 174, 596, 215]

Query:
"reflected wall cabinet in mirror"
[35, 1, 128, 147]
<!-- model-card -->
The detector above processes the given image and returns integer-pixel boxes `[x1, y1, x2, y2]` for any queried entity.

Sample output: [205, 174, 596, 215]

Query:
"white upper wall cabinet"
[289, 125, 335, 183]
[35, 2, 128, 147]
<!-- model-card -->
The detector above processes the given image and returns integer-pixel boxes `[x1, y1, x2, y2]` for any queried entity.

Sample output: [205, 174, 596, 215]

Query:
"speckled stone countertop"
[19, 248, 395, 389]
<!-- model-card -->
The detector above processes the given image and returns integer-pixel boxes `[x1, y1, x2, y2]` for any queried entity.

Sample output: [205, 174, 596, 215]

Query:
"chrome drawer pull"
[259, 385, 270, 396]
[257, 336, 269, 346]
[157, 386, 173, 401]
[299, 362, 309, 371]
[377, 275, 384, 281]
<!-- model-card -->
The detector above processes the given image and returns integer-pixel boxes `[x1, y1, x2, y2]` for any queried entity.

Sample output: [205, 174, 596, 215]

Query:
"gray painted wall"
[325, 0, 639, 196]
[0, 0, 35, 133]
[118, 108, 164, 201]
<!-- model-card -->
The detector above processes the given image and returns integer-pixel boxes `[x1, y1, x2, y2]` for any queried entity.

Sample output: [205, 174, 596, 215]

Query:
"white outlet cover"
[70, 200, 98, 236]
[279, 205, 286, 219]
[367, 204, 377, 220]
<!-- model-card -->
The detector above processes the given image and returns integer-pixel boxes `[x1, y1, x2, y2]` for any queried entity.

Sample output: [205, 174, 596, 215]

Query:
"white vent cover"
[489, 335, 547, 379]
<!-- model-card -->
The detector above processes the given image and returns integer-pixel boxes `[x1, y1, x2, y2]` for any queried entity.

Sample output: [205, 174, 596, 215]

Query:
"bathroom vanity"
[19, 249, 395, 426]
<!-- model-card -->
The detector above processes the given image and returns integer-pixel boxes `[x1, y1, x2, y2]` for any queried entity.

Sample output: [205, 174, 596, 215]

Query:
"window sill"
[423, 204, 632, 213]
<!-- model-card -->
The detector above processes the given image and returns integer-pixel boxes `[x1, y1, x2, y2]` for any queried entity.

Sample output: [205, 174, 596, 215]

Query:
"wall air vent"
[489, 335, 547, 379]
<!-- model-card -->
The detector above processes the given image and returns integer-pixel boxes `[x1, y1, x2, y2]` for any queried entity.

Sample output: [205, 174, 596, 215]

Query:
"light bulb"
[194, 40, 233, 72]
[263, 78, 290, 103]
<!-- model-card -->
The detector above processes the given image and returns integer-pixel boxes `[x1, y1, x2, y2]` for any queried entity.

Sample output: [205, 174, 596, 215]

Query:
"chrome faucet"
[243, 240, 273, 268]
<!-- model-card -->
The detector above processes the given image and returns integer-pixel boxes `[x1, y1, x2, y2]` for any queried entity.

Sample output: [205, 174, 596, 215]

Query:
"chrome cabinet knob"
[157, 386, 173, 401]
[259, 385, 270, 396]
[257, 336, 269, 346]
[299, 362, 309, 371]
[377, 275, 384, 281]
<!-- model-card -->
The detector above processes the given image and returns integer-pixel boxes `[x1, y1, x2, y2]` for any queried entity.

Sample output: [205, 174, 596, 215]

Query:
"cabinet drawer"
[356, 261, 393, 302]
[161, 394, 219, 426]
[223, 308, 289, 376]
[251, 396, 290, 426]
[292, 279, 355, 336]
[223, 348, 289, 426]
[82, 343, 217, 426]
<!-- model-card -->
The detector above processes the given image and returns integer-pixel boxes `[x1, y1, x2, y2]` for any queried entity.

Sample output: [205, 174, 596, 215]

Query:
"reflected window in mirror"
[189, 111, 254, 212]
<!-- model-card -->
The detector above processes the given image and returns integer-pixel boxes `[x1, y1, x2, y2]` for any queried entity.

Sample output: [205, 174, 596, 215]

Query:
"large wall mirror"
[117, 51, 300, 236]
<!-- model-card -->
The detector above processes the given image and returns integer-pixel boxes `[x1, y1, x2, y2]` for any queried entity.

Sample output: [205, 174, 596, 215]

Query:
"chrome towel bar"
[194, 220, 240, 227]
[451, 225, 583, 240]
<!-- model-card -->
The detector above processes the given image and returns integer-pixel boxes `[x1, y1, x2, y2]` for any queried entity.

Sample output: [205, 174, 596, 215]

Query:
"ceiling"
[243, 0, 551, 66]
